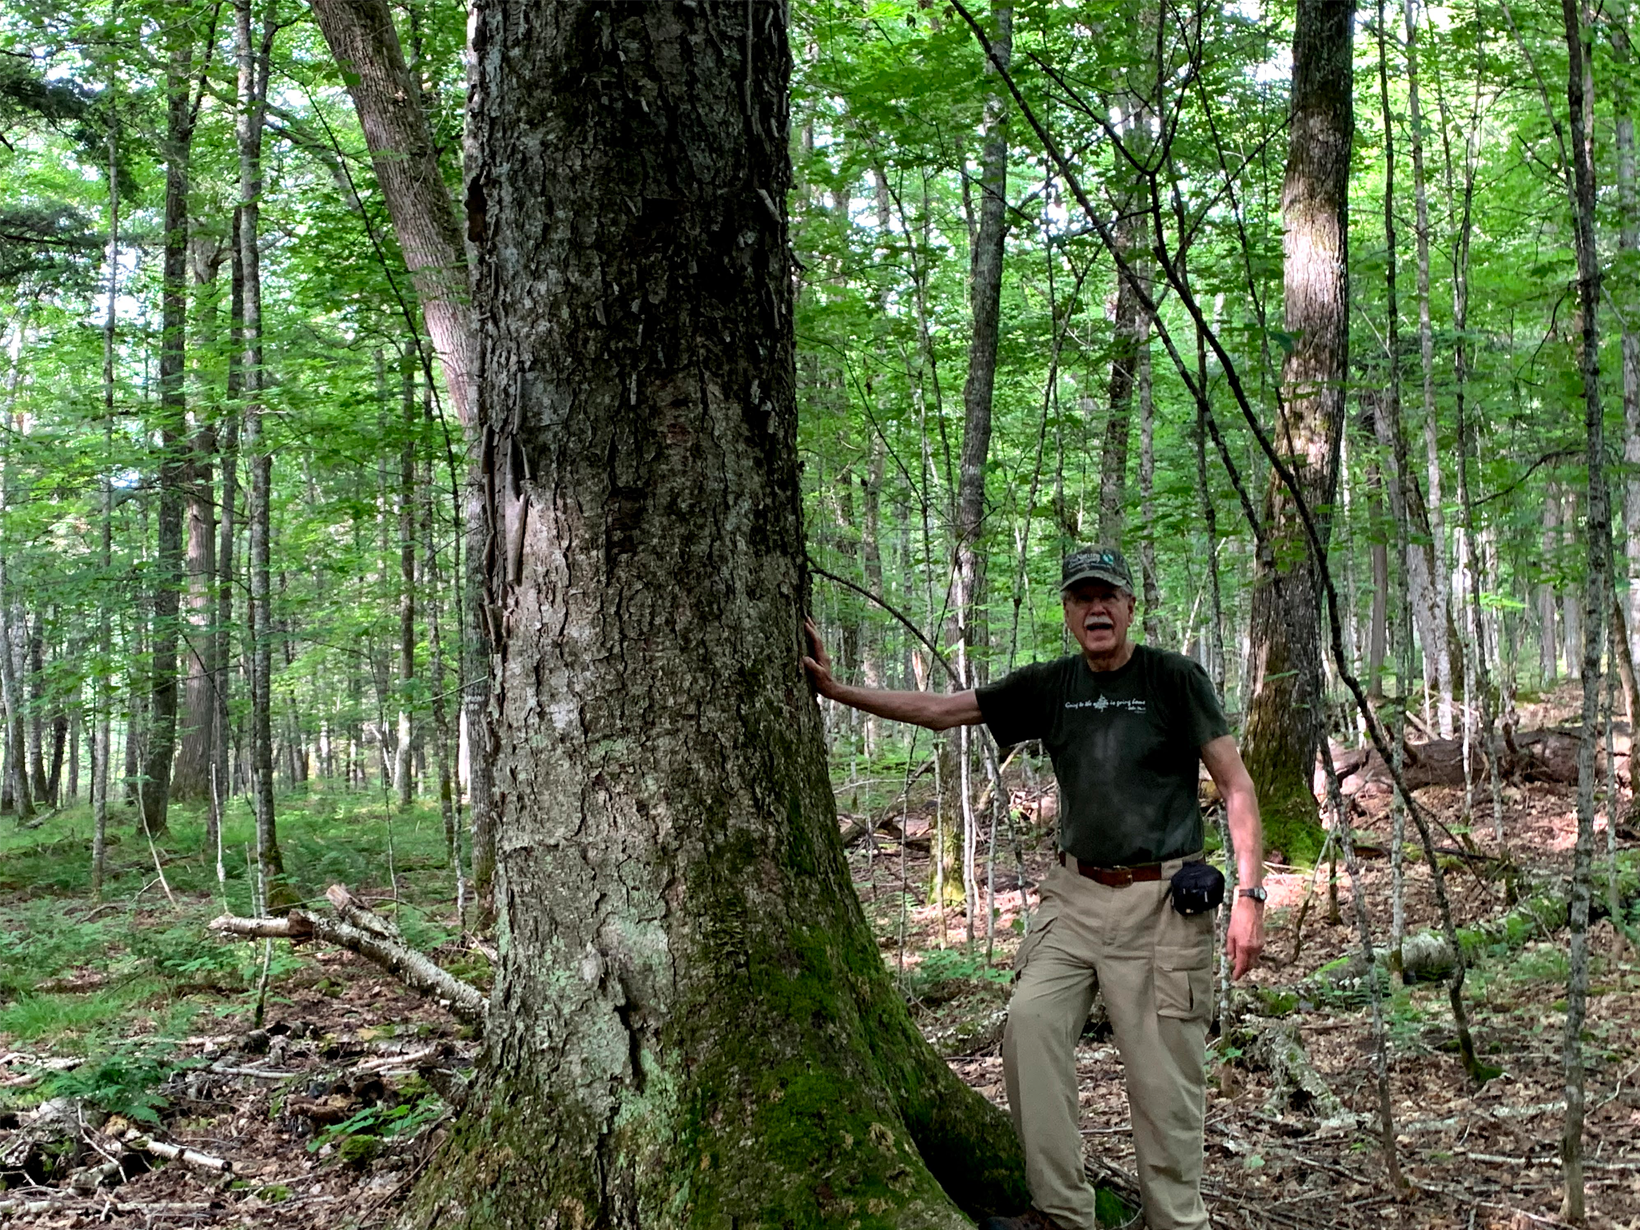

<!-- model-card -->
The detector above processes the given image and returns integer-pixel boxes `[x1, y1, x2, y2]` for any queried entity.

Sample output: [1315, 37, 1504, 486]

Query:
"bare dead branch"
[209, 895, 487, 1028]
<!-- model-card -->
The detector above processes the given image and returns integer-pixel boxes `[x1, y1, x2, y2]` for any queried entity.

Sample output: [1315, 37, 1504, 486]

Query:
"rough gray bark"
[237, 0, 285, 898]
[175, 238, 226, 807]
[1240, 0, 1354, 863]
[141, 29, 196, 837]
[1559, 0, 1611, 1215]
[412, 5, 1029, 1225]
[0, 584, 31, 820]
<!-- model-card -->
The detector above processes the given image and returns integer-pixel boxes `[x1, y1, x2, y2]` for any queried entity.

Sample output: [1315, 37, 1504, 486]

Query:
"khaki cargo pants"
[1003, 856, 1214, 1230]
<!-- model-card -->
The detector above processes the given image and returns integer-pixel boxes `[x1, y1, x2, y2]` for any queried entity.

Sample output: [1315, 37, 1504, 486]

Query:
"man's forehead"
[1064, 580, 1126, 599]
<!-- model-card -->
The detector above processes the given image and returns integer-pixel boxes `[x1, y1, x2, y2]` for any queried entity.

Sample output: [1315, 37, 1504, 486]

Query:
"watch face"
[1242, 887, 1267, 902]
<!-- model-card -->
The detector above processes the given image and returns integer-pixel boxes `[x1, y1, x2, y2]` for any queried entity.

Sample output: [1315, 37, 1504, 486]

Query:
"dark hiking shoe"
[978, 1210, 1076, 1230]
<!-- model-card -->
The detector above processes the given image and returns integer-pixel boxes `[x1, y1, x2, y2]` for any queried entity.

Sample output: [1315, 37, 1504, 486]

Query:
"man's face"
[1063, 580, 1136, 658]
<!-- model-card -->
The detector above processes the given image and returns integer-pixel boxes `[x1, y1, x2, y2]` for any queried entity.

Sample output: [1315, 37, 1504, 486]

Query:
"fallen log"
[210, 887, 487, 1027]
[1326, 726, 1628, 797]
[1235, 1021, 1351, 1124]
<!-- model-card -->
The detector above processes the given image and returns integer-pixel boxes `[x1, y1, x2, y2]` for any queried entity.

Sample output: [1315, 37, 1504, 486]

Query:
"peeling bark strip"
[411, 4, 1030, 1227]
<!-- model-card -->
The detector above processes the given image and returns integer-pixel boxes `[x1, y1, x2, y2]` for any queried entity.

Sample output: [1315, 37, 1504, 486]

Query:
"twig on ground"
[127, 1136, 231, 1173]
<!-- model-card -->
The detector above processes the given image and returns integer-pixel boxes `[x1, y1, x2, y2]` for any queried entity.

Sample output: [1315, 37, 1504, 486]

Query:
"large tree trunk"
[0, 589, 32, 821]
[141, 30, 196, 837]
[411, 5, 1028, 1225]
[176, 226, 227, 808]
[172, 434, 216, 801]
[1240, 0, 1354, 864]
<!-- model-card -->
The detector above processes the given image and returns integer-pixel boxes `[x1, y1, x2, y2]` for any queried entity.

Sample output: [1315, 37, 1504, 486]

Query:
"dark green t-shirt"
[976, 644, 1229, 867]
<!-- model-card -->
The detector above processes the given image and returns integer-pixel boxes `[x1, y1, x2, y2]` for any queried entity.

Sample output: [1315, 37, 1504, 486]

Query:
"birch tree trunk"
[412, 5, 1028, 1224]
[1240, 0, 1354, 863]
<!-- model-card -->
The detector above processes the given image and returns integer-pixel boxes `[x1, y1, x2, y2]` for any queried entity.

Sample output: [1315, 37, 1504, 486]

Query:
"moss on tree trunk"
[1239, 0, 1354, 870]
[407, 3, 1034, 1225]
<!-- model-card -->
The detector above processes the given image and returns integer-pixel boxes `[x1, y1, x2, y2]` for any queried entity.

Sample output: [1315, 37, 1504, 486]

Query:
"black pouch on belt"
[1169, 861, 1225, 916]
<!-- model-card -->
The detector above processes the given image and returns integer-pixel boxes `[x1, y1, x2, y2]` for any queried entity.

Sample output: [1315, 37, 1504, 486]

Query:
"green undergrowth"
[1246, 853, 1640, 1040]
[0, 788, 468, 1059]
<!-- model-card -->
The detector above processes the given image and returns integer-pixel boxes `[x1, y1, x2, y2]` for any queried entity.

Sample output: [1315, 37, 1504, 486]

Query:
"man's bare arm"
[1200, 734, 1265, 979]
[802, 618, 983, 731]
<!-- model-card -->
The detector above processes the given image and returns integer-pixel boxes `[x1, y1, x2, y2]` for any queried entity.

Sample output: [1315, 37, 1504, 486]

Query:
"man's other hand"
[1225, 894, 1265, 980]
[802, 618, 840, 699]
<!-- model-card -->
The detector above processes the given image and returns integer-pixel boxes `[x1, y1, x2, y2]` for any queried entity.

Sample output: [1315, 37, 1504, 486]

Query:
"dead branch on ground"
[210, 884, 487, 1027]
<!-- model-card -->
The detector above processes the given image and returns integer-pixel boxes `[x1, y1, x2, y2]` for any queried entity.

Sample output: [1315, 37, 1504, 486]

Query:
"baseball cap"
[1060, 545, 1134, 593]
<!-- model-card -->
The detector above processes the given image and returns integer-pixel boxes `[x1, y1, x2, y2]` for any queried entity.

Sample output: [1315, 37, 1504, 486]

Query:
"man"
[802, 546, 1265, 1230]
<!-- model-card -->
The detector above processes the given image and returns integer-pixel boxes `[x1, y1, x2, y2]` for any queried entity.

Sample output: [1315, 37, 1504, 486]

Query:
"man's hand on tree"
[1225, 895, 1265, 980]
[802, 617, 840, 698]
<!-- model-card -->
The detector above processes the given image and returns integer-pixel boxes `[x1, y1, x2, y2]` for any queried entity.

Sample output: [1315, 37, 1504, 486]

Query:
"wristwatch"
[1238, 886, 1268, 904]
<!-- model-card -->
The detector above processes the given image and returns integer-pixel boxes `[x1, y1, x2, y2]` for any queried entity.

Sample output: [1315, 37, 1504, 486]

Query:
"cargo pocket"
[1012, 903, 1061, 976]
[1154, 943, 1212, 1021]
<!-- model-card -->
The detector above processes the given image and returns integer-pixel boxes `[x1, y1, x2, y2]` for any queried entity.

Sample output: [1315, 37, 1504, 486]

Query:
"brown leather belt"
[1058, 849, 1163, 887]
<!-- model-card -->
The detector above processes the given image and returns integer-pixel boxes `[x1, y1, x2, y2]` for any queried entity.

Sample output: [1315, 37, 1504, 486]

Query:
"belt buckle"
[1106, 866, 1135, 887]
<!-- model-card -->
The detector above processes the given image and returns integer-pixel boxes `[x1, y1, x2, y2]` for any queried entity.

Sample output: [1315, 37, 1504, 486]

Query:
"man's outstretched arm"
[1200, 734, 1266, 980]
[802, 618, 983, 731]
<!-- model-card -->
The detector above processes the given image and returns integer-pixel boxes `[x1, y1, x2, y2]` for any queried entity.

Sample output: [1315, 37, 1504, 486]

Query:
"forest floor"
[2, 685, 1638, 1229]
